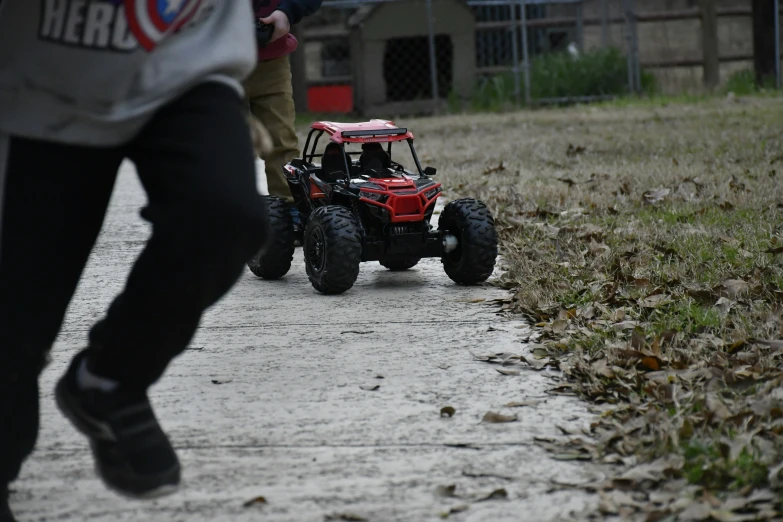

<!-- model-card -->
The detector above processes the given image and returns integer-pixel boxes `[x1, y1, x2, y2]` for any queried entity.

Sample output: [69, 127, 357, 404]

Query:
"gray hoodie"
[0, 0, 257, 146]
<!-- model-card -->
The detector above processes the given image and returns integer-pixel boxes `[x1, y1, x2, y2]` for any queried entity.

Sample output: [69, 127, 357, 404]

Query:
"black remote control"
[255, 20, 273, 48]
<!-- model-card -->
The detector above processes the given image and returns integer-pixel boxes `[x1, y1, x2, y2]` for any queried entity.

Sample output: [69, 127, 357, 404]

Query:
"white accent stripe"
[0, 132, 9, 262]
[167, 0, 201, 35]
[136, 0, 164, 41]
[135, 0, 201, 44]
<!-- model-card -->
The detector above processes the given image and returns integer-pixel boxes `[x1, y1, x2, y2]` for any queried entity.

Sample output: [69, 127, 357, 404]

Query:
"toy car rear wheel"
[379, 255, 421, 271]
[438, 198, 498, 285]
[247, 196, 295, 280]
[304, 205, 362, 294]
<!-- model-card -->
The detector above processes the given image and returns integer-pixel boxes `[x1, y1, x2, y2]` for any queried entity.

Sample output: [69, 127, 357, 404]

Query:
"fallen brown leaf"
[325, 514, 368, 522]
[552, 318, 569, 334]
[718, 279, 749, 298]
[708, 510, 759, 522]
[750, 339, 783, 351]
[706, 393, 731, 421]
[482, 162, 506, 175]
[440, 406, 456, 418]
[577, 224, 605, 241]
[439, 505, 469, 518]
[678, 501, 712, 521]
[475, 488, 508, 501]
[435, 484, 457, 497]
[643, 187, 671, 205]
[715, 297, 735, 316]
[482, 412, 518, 423]
[242, 496, 267, 508]
[640, 356, 662, 371]
[613, 320, 640, 331]
[592, 358, 616, 378]
[504, 400, 543, 408]
[729, 174, 747, 192]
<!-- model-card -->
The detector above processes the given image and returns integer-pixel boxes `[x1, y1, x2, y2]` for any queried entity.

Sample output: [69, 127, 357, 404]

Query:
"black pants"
[0, 82, 268, 483]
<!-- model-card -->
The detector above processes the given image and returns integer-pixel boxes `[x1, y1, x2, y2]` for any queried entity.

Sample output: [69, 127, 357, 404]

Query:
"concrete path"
[10, 161, 599, 522]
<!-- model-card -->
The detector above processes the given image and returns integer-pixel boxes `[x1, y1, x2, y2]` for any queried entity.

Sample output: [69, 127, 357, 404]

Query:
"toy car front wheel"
[247, 196, 295, 280]
[379, 255, 421, 271]
[438, 198, 498, 285]
[304, 205, 362, 294]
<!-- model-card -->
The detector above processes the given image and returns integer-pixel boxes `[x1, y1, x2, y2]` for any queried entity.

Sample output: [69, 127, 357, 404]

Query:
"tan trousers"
[243, 56, 299, 203]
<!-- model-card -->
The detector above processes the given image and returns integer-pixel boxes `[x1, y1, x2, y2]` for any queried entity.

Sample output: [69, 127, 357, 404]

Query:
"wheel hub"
[443, 234, 459, 253]
[308, 226, 326, 273]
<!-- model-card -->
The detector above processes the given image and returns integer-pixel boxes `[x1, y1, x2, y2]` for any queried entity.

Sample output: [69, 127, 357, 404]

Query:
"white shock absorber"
[443, 234, 459, 253]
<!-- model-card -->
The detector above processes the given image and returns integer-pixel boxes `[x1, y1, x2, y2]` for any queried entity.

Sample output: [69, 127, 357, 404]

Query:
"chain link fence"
[298, 0, 781, 116]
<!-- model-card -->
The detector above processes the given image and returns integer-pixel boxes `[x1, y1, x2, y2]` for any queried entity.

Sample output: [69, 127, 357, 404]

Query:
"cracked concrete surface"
[10, 161, 600, 521]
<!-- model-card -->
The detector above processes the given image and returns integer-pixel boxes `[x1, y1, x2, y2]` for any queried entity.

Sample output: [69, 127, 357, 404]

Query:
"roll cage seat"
[359, 143, 391, 177]
[320, 142, 350, 182]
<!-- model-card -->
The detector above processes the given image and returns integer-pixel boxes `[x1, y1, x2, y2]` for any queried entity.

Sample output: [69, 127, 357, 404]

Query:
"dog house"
[348, 0, 476, 115]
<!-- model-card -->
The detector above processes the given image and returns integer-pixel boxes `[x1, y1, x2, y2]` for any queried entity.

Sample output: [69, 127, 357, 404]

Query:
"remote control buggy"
[247, 120, 498, 294]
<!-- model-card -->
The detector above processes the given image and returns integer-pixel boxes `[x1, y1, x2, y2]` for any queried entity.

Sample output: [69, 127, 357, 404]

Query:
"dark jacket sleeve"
[277, 0, 322, 25]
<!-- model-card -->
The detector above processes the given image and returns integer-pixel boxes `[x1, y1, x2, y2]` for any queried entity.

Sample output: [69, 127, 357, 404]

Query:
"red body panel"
[312, 120, 415, 144]
[358, 177, 442, 223]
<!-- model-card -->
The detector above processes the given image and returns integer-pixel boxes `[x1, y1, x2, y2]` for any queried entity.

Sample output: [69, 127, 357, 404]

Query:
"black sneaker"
[1, 485, 16, 522]
[55, 352, 180, 499]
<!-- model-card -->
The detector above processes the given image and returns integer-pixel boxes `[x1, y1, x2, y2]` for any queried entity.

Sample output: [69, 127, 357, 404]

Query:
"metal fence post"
[509, 0, 521, 107]
[623, 0, 633, 93]
[425, 0, 439, 113]
[519, 0, 531, 105]
[776, 0, 781, 88]
[632, 0, 641, 93]
[623, 0, 640, 93]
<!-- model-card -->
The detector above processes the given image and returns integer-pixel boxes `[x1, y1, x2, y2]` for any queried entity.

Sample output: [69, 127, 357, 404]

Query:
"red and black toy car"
[247, 119, 498, 294]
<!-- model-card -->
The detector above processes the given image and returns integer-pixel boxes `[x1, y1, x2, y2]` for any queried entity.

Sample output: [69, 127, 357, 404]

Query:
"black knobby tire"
[438, 198, 498, 285]
[304, 205, 362, 294]
[247, 196, 295, 280]
[379, 255, 421, 271]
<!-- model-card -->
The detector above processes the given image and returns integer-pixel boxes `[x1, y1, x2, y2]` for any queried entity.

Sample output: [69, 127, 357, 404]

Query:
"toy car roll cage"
[301, 121, 436, 178]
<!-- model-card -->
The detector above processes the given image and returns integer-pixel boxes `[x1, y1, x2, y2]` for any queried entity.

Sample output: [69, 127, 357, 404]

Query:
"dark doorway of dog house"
[383, 35, 454, 102]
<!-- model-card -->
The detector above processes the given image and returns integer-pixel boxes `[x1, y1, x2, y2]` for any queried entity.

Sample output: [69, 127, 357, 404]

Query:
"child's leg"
[0, 135, 122, 486]
[245, 57, 299, 203]
[84, 81, 268, 387]
[52, 82, 267, 499]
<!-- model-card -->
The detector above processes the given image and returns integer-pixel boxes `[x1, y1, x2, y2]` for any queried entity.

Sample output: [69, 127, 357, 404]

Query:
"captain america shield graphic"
[125, 0, 203, 51]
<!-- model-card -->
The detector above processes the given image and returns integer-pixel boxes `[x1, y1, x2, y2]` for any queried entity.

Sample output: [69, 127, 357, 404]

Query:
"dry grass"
[396, 96, 783, 520]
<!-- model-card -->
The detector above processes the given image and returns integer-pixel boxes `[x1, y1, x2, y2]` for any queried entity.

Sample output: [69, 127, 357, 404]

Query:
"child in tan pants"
[246, 0, 322, 240]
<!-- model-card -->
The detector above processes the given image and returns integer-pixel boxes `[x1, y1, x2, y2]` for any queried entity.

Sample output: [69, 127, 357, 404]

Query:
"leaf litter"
[442, 98, 783, 520]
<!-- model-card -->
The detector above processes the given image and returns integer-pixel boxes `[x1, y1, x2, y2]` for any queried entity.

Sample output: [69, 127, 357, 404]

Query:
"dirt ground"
[11, 159, 602, 522]
[11, 96, 783, 522]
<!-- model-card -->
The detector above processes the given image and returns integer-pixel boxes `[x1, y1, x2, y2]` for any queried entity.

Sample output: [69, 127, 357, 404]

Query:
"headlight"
[424, 187, 441, 199]
[361, 191, 387, 203]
